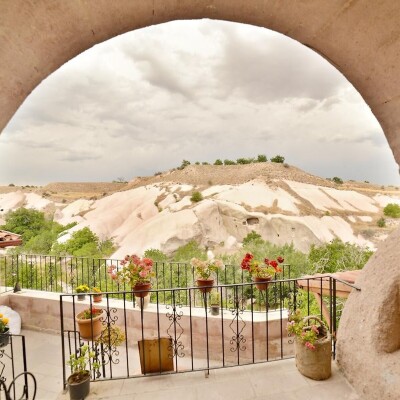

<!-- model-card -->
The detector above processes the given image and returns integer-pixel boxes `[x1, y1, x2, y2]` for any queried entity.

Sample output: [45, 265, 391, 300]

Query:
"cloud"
[214, 24, 347, 103]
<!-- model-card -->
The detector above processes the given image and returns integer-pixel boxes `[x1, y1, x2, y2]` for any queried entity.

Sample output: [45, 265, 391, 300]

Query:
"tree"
[214, 159, 223, 165]
[224, 159, 236, 165]
[178, 160, 191, 170]
[2, 208, 51, 242]
[383, 203, 400, 218]
[308, 239, 373, 274]
[243, 231, 263, 245]
[270, 155, 285, 163]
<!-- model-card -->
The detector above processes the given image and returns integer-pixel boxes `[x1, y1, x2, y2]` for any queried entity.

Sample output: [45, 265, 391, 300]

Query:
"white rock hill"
[2, 175, 400, 258]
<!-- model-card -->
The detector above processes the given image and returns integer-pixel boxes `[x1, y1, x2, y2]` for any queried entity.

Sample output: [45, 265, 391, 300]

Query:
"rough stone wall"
[2, 1, 400, 397]
[337, 225, 400, 399]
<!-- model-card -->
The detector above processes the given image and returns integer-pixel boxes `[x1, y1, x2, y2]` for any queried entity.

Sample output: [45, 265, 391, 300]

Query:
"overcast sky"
[0, 20, 399, 186]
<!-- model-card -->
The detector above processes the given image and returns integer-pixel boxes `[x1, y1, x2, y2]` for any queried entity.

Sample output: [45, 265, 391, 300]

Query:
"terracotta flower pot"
[133, 282, 151, 298]
[252, 276, 272, 291]
[196, 279, 214, 293]
[93, 294, 102, 303]
[76, 310, 103, 340]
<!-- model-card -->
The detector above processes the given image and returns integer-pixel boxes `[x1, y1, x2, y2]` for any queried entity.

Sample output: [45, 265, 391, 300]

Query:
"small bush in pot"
[75, 285, 90, 301]
[287, 310, 331, 380]
[0, 314, 10, 348]
[67, 344, 100, 400]
[209, 291, 221, 316]
[91, 287, 102, 303]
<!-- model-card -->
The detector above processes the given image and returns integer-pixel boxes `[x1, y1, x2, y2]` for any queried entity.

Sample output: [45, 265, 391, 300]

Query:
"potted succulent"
[75, 306, 104, 340]
[67, 344, 100, 400]
[241, 253, 284, 290]
[190, 258, 224, 293]
[91, 287, 102, 303]
[209, 291, 221, 316]
[287, 310, 331, 380]
[75, 284, 90, 301]
[0, 314, 10, 348]
[108, 255, 155, 298]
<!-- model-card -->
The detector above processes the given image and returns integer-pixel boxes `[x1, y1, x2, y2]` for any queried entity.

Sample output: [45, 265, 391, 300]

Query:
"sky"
[0, 19, 399, 186]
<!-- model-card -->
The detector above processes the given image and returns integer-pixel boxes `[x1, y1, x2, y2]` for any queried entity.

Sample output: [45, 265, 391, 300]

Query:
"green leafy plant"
[214, 159, 223, 165]
[67, 344, 101, 382]
[210, 291, 221, 305]
[308, 239, 372, 273]
[257, 154, 267, 162]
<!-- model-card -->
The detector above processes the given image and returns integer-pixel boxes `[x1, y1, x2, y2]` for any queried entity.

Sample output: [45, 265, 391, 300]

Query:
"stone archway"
[1, 1, 400, 398]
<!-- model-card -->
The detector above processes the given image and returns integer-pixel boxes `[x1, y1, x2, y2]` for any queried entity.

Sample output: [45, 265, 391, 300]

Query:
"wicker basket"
[294, 316, 332, 380]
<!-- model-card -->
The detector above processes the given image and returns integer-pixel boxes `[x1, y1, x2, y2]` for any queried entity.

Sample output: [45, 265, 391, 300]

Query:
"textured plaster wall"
[1, 1, 400, 398]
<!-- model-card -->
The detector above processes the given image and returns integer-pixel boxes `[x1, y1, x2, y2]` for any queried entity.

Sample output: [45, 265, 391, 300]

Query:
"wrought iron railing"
[0, 254, 290, 307]
[59, 275, 360, 389]
[0, 333, 36, 399]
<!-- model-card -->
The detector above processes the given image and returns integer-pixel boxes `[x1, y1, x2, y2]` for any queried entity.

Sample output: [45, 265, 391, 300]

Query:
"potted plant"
[190, 258, 224, 293]
[75, 284, 90, 301]
[91, 287, 102, 303]
[209, 291, 221, 316]
[287, 310, 331, 380]
[0, 314, 10, 348]
[67, 344, 100, 400]
[241, 253, 284, 290]
[108, 255, 155, 298]
[75, 306, 104, 340]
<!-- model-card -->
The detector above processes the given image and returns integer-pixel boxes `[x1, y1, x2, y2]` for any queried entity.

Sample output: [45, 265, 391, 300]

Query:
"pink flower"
[139, 270, 148, 278]
[305, 342, 316, 351]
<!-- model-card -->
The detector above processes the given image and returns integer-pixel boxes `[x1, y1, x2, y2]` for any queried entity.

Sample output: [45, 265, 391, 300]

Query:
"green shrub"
[190, 191, 203, 202]
[307, 239, 372, 274]
[178, 160, 191, 170]
[257, 154, 267, 162]
[172, 240, 207, 262]
[214, 159, 223, 165]
[224, 159, 236, 165]
[377, 217, 386, 227]
[332, 176, 343, 184]
[242, 231, 263, 245]
[236, 158, 253, 164]
[383, 203, 400, 218]
[144, 248, 168, 262]
[270, 155, 285, 163]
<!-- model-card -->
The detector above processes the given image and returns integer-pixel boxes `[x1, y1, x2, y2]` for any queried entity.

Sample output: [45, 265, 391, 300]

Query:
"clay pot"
[196, 279, 214, 293]
[252, 276, 272, 291]
[93, 294, 102, 303]
[133, 282, 151, 298]
[76, 310, 103, 340]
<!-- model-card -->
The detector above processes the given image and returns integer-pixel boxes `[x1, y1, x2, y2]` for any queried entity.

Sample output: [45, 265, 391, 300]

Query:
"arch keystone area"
[1, 1, 400, 398]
